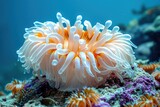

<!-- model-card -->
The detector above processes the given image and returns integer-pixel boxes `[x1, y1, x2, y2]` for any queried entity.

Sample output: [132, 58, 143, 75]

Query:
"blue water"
[0, 0, 160, 90]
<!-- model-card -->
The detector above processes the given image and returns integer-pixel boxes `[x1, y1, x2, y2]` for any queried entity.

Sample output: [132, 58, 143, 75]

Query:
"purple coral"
[119, 92, 135, 106]
[103, 76, 157, 106]
[93, 97, 111, 107]
[128, 76, 156, 95]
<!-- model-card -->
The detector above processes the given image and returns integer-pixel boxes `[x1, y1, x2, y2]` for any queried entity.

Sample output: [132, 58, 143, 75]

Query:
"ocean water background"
[0, 0, 160, 91]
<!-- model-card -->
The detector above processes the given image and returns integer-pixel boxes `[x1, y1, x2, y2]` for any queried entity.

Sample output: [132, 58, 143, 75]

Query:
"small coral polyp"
[67, 88, 100, 107]
[17, 12, 136, 91]
[130, 94, 160, 107]
[5, 80, 25, 95]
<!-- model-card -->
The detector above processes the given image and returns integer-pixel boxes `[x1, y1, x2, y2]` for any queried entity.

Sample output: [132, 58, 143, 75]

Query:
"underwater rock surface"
[0, 66, 159, 107]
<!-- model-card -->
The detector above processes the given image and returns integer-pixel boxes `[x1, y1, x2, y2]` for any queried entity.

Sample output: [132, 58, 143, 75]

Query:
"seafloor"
[0, 62, 160, 107]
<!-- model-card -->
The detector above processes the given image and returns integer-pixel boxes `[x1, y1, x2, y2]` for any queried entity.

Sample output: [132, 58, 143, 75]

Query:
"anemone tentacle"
[17, 12, 136, 91]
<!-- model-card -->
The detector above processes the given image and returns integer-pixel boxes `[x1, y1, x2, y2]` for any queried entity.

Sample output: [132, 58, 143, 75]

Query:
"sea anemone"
[151, 71, 160, 87]
[138, 62, 160, 74]
[5, 80, 25, 95]
[66, 88, 100, 107]
[152, 71, 160, 82]
[17, 12, 136, 90]
[128, 94, 160, 107]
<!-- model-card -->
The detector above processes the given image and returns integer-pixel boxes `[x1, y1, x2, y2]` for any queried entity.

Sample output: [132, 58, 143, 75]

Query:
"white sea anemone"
[17, 12, 136, 91]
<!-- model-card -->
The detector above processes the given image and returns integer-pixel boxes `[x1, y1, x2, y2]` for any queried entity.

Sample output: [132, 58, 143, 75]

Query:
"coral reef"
[15, 75, 69, 106]
[132, 5, 160, 25]
[98, 72, 157, 106]
[0, 67, 159, 107]
[143, 16, 160, 61]
[144, 15, 160, 34]
[126, 6, 160, 61]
